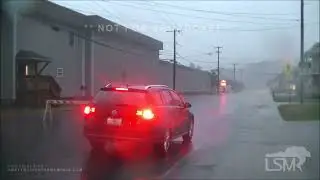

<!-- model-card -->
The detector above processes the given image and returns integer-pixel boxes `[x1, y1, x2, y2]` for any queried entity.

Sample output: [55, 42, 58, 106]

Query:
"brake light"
[220, 80, 227, 87]
[115, 87, 128, 91]
[136, 109, 154, 120]
[84, 105, 95, 115]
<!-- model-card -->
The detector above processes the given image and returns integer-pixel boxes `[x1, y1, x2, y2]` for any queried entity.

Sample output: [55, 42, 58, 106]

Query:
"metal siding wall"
[1, 10, 16, 103]
[93, 34, 159, 92]
[16, 16, 83, 97]
[84, 31, 92, 97]
[13, 16, 212, 98]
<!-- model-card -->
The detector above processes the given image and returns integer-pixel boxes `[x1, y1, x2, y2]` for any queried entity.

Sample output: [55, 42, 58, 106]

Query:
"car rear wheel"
[154, 129, 171, 157]
[183, 120, 194, 143]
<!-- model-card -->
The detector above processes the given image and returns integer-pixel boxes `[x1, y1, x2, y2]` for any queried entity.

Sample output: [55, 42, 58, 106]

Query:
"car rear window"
[94, 90, 147, 106]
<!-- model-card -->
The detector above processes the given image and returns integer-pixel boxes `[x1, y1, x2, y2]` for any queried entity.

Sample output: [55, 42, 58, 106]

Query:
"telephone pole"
[167, 29, 181, 90]
[299, 0, 304, 104]
[215, 46, 222, 85]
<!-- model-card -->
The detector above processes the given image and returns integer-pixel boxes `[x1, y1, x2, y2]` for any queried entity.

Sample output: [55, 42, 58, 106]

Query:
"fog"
[52, 0, 319, 89]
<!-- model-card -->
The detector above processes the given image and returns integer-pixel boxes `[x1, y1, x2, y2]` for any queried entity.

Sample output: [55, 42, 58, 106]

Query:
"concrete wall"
[16, 15, 84, 97]
[156, 61, 213, 93]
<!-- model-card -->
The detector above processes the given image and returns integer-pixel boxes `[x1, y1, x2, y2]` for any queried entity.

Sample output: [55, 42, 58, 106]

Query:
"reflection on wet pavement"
[81, 141, 193, 180]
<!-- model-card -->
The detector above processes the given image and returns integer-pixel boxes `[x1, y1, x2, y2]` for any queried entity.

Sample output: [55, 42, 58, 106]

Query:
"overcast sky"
[53, 0, 319, 70]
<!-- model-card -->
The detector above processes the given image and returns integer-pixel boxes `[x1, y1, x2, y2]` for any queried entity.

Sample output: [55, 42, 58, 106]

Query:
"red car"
[83, 84, 194, 157]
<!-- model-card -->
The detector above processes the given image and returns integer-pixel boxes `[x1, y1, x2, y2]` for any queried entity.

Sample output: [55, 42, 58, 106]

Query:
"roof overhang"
[16, 50, 51, 63]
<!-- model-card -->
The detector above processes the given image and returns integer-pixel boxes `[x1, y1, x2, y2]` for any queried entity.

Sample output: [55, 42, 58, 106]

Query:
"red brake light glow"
[84, 106, 95, 115]
[220, 80, 227, 87]
[115, 87, 128, 91]
[136, 109, 154, 120]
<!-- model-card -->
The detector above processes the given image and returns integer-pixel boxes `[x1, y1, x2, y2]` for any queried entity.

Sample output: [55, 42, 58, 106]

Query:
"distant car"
[83, 84, 194, 157]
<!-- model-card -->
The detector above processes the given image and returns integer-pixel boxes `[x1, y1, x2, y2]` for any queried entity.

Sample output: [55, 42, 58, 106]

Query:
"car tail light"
[84, 105, 95, 115]
[136, 108, 155, 120]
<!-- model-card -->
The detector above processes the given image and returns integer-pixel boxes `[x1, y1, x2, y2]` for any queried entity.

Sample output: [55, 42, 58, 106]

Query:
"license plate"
[106, 118, 122, 126]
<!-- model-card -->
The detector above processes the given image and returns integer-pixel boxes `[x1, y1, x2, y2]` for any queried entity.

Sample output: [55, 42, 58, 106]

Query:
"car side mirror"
[184, 102, 192, 108]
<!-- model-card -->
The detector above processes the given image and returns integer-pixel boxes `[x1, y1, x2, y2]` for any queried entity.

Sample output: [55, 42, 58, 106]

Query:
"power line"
[151, 2, 298, 16]
[180, 53, 213, 58]
[60, 3, 172, 26]
[176, 54, 218, 64]
[215, 23, 318, 31]
[177, 54, 244, 66]
[57, 3, 317, 32]
[177, 57, 194, 65]
[94, 1, 125, 24]
[141, 2, 299, 21]
[108, 1, 295, 25]
[48, 22, 153, 57]
[136, 1, 178, 28]
[176, 54, 209, 71]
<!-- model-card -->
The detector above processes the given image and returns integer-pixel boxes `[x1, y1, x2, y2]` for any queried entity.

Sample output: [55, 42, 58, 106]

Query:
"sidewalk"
[2, 107, 45, 158]
[211, 90, 320, 179]
[1, 107, 44, 118]
[1, 106, 79, 163]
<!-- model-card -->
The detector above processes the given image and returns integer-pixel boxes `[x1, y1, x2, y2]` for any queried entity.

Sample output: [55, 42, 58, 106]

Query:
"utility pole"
[233, 63, 236, 81]
[167, 29, 181, 90]
[215, 46, 222, 88]
[299, 0, 304, 104]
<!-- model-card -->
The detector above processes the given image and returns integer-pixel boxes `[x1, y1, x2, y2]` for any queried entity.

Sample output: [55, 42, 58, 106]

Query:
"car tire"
[183, 120, 194, 143]
[154, 129, 171, 158]
[89, 140, 104, 150]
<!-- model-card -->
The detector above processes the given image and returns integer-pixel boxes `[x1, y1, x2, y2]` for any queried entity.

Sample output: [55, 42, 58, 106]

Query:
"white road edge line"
[154, 145, 200, 179]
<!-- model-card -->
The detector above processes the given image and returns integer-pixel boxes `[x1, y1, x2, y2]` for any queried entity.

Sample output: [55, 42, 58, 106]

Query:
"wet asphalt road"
[2, 89, 319, 180]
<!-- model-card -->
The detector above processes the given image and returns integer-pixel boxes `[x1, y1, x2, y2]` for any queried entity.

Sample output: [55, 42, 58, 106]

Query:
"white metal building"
[1, 0, 163, 104]
[1, 0, 215, 105]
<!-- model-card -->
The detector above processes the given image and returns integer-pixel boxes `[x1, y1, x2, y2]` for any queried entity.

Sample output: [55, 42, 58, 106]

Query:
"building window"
[56, 68, 64, 78]
[69, 32, 74, 47]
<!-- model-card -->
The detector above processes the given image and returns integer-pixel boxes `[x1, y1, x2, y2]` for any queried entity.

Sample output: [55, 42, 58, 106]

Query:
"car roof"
[102, 83, 170, 91]
[131, 85, 170, 90]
